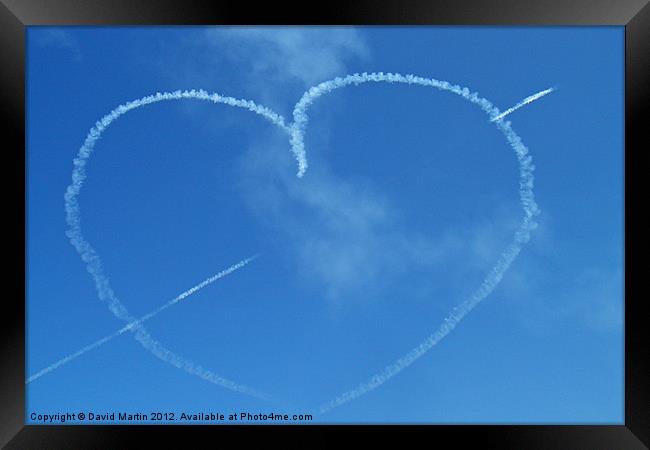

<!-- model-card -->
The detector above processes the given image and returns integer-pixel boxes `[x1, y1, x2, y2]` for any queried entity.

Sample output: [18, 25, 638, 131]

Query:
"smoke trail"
[287, 72, 543, 413]
[490, 88, 555, 122]
[290, 72, 499, 177]
[64, 90, 283, 399]
[27, 255, 257, 384]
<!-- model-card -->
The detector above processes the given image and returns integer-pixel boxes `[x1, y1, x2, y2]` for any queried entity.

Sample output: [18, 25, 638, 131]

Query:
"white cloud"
[235, 137, 508, 304]
[554, 267, 623, 332]
[286, 174, 444, 300]
[205, 26, 369, 87]
[151, 26, 368, 135]
[497, 215, 624, 335]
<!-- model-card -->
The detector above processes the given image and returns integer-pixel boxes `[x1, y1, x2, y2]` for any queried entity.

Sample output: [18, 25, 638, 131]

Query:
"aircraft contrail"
[490, 88, 555, 122]
[64, 90, 285, 399]
[27, 255, 257, 385]
[286, 72, 544, 414]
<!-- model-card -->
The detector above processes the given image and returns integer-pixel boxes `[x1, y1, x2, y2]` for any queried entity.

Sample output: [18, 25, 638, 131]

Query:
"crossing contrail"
[285, 72, 545, 414]
[64, 90, 285, 399]
[27, 256, 257, 384]
[490, 88, 555, 122]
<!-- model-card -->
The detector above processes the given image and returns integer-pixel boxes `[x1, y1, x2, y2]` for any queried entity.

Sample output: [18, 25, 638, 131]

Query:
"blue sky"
[26, 26, 623, 424]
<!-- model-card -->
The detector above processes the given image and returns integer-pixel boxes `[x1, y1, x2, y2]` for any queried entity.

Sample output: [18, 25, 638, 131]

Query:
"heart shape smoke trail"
[63, 72, 543, 415]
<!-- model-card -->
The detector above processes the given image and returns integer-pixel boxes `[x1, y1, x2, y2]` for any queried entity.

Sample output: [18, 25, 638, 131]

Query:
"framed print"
[2, 0, 648, 447]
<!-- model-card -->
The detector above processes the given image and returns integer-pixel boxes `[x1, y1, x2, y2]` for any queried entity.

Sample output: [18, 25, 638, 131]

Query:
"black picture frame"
[3, 0, 648, 447]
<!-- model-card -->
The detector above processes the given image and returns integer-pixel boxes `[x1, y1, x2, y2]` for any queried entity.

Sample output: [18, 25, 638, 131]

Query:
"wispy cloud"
[152, 27, 368, 134]
[236, 136, 511, 304]
[567, 267, 623, 332]
[205, 27, 369, 88]
[286, 174, 444, 301]
[31, 28, 81, 60]
[505, 261, 623, 335]
[495, 214, 623, 335]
